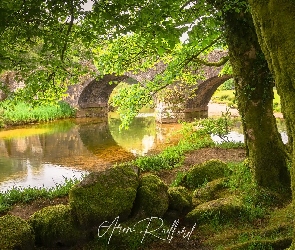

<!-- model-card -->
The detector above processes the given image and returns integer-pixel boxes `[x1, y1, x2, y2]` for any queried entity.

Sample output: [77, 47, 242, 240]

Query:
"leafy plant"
[195, 108, 234, 142]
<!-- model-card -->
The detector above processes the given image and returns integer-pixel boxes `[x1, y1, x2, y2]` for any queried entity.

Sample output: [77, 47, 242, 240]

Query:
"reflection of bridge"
[0, 117, 173, 188]
[65, 51, 231, 123]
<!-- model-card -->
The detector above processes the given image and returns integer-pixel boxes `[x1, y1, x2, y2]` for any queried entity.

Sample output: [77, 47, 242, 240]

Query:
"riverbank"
[208, 102, 284, 118]
[0, 121, 292, 249]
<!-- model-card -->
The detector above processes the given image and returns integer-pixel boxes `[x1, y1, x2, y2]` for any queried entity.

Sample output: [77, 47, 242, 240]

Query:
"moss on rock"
[185, 196, 243, 224]
[168, 186, 192, 212]
[0, 214, 35, 250]
[183, 159, 230, 189]
[69, 165, 138, 228]
[193, 178, 226, 202]
[29, 204, 85, 247]
[135, 173, 169, 217]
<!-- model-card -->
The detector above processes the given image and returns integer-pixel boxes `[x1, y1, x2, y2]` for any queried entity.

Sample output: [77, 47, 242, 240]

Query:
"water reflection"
[211, 119, 288, 144]
[0, 116, 179, 191]
[108, 113, 156, 156]
[0, 114, 287, 191]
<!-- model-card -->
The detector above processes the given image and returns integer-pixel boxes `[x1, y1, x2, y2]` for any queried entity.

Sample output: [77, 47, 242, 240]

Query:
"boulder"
[69, 165, 139, 228]
[29, 204, 85, 247]
[0, 214, 35, 250]
[193, 178, 226, 202]
[168, 186, 192, 212]
[183, 159, 230, 189]
[186, 196, 243, 224]
[135, 173, 169, 217]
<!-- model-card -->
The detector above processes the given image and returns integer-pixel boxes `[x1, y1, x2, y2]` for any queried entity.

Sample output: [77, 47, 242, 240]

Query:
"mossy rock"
[29, 204, 85, 247]
[69, 165, 139, 228]
[193, 178, 226, 201]
[0, 214, 35, 250]
[183, 159, 230, 189]
[168, 186, 192, 212]
[185, 196, 243, 224]
[135, 173, 169, 217]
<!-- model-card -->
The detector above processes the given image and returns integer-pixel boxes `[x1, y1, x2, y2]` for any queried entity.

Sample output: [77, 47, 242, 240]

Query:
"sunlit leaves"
[109, 83, 153, 130]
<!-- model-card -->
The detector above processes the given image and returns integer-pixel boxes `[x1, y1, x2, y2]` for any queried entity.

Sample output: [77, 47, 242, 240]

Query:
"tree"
[89, 0, 290, 193]
[0, 0, 94, 104]
[247, 0, 295, 246]
[209, 0, 290, 192]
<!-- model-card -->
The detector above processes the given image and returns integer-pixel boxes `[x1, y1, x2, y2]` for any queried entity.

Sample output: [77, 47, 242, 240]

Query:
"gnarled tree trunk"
[208, 1, 290, 192]
[248, 0, 295, 246]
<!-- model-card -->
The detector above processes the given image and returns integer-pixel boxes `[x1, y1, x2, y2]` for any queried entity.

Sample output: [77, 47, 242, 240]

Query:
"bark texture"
[248, 0, 295, 246]
[208, 0, 290, 192]
[224, 9, 290, 192]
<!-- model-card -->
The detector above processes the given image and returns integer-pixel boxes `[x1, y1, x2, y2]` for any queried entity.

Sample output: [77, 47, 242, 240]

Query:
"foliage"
[0, 177, 80, 213]
[0, 0, 96, 105]
[219, 78, 235, 90]
[195, 108, 234, 142]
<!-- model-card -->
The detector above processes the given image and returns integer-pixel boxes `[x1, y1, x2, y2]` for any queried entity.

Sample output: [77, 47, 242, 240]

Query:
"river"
[0, 113, 182, 192]
[0, 105, 287, 192]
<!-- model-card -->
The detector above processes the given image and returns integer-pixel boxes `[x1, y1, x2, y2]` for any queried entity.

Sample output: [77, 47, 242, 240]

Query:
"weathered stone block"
[135, 173, 169, 217]
[186, 196, 243, 224]
[168, 186, 192, 212]
[183, 159, 230, 189]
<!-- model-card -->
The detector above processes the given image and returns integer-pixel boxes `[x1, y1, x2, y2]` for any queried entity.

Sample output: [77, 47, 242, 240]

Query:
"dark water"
[0, 114, 181, 192]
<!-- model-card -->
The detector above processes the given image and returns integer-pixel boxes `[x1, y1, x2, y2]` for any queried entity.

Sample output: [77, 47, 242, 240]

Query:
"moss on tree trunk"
[248, 0, 295, 246]
[217, 5, 290, 192]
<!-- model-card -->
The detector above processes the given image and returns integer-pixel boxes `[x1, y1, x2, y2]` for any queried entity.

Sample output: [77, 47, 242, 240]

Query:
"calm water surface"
[0, 113, 181, 191]
[0, 109, 286, 192]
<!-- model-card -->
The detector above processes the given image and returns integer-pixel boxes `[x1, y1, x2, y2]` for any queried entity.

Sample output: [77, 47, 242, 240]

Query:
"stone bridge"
[65, 50, 231, 123]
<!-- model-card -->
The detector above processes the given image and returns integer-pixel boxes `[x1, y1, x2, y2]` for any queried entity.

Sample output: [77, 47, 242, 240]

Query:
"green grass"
[134, 129, 214, 171]
[0, 177, 80, 213]
[0, 100, 75, 127]
[211, 89, 236, 107]
[211, 87, 281, 112]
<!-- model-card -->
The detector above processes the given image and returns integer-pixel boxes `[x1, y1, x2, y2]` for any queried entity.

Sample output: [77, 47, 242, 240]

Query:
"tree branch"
[193, 55, 229, 67]
[61, 1, 75, 62]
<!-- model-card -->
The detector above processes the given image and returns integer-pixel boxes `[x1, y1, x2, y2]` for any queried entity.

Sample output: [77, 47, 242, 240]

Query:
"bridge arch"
[65, 74, 139, 118]
[64, 51, 231, 122]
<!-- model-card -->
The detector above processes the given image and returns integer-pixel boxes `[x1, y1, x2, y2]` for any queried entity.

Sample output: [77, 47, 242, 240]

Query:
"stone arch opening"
[155, 74, 232, 123]
[76, 74, 139, 118]
[186, 74, 232, 110]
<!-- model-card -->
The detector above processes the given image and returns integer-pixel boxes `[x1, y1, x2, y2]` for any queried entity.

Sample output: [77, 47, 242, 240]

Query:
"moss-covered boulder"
[168, 186, 192, 212]
[135, 173, 169, 217]
[0, 215, 35, 250]
[186, 196, 243, 224]
[183, 159, 230, 189]
[193, 178, 226, 202]
[29, 204, 85, 247]
[69, 165, 138, 228]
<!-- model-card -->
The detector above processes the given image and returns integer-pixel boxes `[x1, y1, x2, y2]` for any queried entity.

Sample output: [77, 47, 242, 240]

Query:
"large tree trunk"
[212, 3, 290, 192]
[248, 0, 295, 246]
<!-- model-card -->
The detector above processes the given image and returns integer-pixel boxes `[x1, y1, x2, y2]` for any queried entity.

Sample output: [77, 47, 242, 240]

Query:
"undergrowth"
[134, 108, 244, 171]
[0, 100, 75, 127]
[0, 177, 80, 213]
